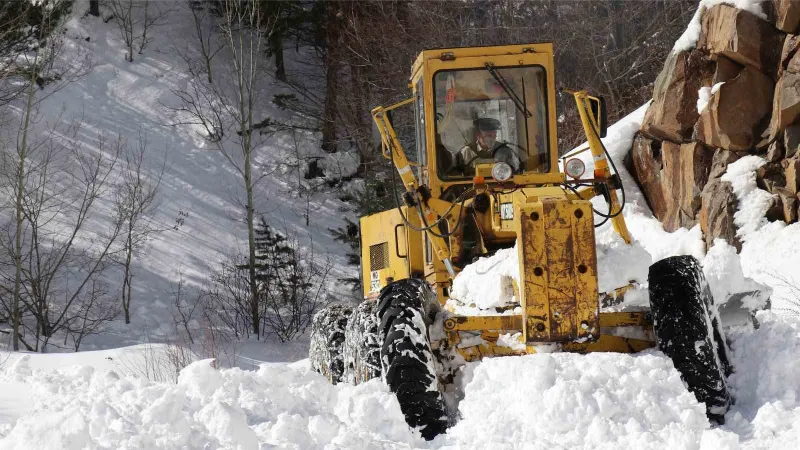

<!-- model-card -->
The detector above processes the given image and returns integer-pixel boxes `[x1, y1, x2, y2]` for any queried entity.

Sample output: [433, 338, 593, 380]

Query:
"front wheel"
[378, 278, 448, 440]
[648, 255, 732, 423]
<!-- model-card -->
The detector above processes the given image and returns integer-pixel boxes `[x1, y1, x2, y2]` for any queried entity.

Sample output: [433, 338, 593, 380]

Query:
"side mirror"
[589, 96, 608, 138]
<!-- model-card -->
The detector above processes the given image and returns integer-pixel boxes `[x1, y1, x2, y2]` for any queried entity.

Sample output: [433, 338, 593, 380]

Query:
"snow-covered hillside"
[0, 0, 357, 353]
[3, 0, 800, 448]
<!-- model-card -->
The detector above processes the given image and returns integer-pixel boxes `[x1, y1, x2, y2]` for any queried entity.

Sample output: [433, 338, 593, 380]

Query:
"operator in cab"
[454, 117, 523, 174]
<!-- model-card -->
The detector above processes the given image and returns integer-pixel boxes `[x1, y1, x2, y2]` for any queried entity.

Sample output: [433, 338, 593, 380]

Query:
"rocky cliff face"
[627, 0, 800, 251]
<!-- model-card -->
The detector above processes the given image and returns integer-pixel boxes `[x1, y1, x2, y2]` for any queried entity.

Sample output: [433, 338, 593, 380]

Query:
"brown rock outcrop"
[700, 178, 741, 251]
[695, 65, 774, 151]
[783, 153, 800, 193]
[662, 141, 713, 231]
[698, 4, 784, 77]
[629, 133, 668, 221]
[786, 123, 800, 157]
[774, 0, 800, 33]
[756, 162, 786, 192]
[641, 49, 714, 143]
[775, 187, 799, 222]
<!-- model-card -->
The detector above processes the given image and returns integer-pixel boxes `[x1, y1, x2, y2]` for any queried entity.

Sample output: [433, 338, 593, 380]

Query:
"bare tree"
[115, 130, 167, 324]
[106, 0, 137, 62]
[167, 0, 278, 337]
[170, 267, 200, 344]
[105, 0, 170, 62]
[0, 1, 78, 351]
[203, 254, 253, 339]
[13, 128, 124, 352]
[186, 1, 223, 84]
[65, 277, 119, 351]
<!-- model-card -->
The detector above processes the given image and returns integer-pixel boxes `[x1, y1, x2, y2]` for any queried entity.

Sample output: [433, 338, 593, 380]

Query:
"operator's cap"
[474, 117, 501, 131]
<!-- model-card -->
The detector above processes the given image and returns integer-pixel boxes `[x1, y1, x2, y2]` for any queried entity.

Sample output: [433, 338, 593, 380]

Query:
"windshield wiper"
[484, 62, 532, 118]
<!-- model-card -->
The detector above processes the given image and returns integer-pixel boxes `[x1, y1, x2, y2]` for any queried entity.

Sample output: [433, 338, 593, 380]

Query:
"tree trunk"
[245, 148, 259, 337]
[321, 2, 339, 153]
[12, 59, 39, 351]
[122, 230, 133, 324]
[271, 32, 286, 82]
[89, 0, 100, 17]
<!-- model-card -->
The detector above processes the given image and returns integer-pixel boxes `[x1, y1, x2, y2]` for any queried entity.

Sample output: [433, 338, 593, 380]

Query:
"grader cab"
[310, 44, 752, 440]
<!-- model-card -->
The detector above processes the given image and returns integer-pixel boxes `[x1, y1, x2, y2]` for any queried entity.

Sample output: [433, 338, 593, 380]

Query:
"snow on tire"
[648, 255, 732, 423]
[377, 278, 447, 441]
[309, 303, 353, 384]
[343, 300, 381, 385]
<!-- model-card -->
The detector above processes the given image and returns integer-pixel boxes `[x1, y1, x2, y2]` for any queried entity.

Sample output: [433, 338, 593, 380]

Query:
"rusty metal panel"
[518, 198, 599, 343]
[542, 200, 576, 340]
[571, 201, 599, 339]
[517, 202, 549, 343]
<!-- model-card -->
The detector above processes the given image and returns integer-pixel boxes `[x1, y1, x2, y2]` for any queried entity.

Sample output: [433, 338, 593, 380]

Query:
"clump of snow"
[721, 155, 771, 241]
[702, 239, 767, 308]
[449, 246, 520, 310]
[672, 0, 767, 54]
[497, 333, 526, 351]
[697, 82, 724, 114]
[697, 86, 712, 113]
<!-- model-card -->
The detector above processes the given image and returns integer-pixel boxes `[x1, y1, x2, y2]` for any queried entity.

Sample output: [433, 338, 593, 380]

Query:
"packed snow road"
[1, 312, 799, 449]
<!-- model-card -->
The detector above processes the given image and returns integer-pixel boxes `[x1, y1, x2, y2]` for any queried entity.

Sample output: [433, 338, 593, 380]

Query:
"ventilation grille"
[369, 242, 389, 271]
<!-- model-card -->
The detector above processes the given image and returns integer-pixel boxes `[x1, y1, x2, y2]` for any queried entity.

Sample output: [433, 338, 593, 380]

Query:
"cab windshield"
[433, 66, 549, 179]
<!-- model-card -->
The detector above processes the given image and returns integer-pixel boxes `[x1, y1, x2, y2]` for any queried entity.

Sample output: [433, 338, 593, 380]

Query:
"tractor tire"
[309, 303, 353, 384]
[343, 300, 381, 384]
[377, 278, 448, 441]
[648, 255, 732, 423]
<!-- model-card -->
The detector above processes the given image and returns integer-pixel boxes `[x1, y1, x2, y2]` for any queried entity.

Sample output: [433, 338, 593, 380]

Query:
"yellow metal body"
[361, 43, 647, 362]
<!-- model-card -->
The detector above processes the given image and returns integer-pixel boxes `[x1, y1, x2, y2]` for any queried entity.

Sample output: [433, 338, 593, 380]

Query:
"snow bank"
[0, 359, 422, 449]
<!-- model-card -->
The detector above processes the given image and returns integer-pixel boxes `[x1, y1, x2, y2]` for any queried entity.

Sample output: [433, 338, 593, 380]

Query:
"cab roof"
[411, 43, 554, 78]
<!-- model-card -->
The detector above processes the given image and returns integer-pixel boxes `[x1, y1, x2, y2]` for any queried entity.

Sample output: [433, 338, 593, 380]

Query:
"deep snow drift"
[3, 311, 800, 449]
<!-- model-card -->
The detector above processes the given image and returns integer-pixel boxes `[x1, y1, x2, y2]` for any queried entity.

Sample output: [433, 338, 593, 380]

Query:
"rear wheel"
[378, 278, 448, 440]
[343, 300, 381, 384]
[648, 255, 732, 423]
[309, 304, 353, 384]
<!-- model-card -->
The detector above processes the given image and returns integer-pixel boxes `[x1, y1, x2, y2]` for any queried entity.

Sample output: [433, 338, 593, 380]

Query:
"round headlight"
[491, 162, 513, 182]
[565, 158, 586, 179]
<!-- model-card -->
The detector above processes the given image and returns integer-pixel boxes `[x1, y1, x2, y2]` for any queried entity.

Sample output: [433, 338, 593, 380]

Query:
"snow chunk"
[450, 246, 520, 310]
[702, 239, 767, 308]
[721, 155, 771, 240]
[697, 83, 723, 114]
[497, 333, 526, 351]
[178, 359, 223, 398]
[697, 86, 712, 113]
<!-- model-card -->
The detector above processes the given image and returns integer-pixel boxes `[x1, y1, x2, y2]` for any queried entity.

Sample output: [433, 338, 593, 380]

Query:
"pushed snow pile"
[442, 352, 711, 449]
[449, 246, 520, 311]
[0, 359, 421, 449]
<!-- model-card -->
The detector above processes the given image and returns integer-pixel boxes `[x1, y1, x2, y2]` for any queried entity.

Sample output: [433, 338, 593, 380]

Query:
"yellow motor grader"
[310, 43, 747, 440]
